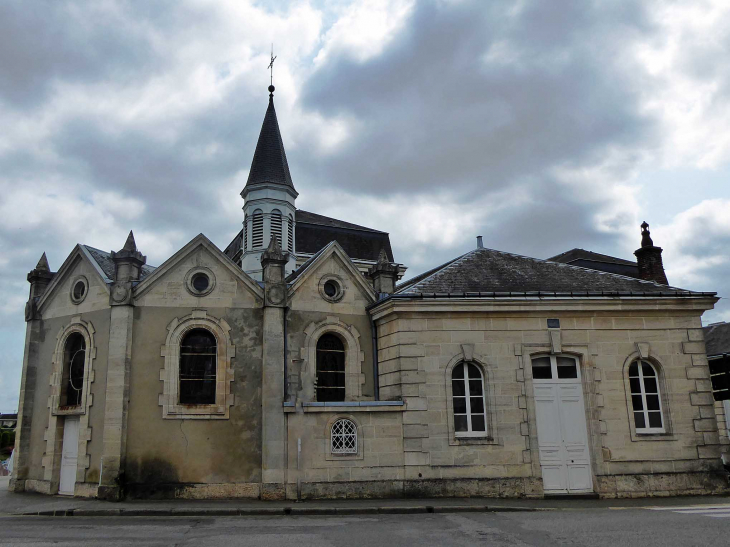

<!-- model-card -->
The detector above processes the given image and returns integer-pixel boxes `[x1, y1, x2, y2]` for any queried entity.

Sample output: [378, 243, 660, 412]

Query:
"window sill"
[283, 401, 405, 413]
[630, 431, 676, 441]
[53, 406, 85, 416]
[449, 435, 498, 446]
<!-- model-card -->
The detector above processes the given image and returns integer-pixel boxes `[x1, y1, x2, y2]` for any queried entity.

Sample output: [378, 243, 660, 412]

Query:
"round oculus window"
[73, 281, 86, 301]
[323, 280, 338, 298]
[191, 273, 210, 293]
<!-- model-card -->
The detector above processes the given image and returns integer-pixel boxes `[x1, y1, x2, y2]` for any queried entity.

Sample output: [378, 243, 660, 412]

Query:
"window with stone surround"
[160, 311, 235, 419]
[628, 360, 665, 433]
[452, 362, 488, 437]
[60, 333, 85, 408]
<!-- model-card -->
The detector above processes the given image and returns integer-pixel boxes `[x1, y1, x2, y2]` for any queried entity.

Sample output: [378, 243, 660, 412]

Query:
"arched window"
[628, 360, 665, 433]
[331, 418, 357, 454]
[271, 209, 283, 247]
[60, 333, 85, 407]
[252, 209, 264, 249]
[179, 329, 217, 405]
[452, 362, 487, 436]
[287, 214, 294, 252]
[316, 333, 346, 402]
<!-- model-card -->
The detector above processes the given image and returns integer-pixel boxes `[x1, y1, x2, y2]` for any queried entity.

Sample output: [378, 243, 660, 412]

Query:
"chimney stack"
[476, 236, 484, 249]
[634, 221, 668, 285]
[369, 248, 398, 296]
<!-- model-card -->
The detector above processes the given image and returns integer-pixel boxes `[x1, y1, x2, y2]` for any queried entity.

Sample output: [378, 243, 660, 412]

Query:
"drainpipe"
[371, 316, 379, 401]
[283, 306, 288, 400]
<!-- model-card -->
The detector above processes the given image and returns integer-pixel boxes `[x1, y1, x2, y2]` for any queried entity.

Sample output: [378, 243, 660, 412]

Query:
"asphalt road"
[3, 507, 730, 547]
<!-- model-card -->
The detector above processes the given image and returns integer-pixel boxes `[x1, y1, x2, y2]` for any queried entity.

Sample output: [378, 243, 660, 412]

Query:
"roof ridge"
[480, 246, 686, 290]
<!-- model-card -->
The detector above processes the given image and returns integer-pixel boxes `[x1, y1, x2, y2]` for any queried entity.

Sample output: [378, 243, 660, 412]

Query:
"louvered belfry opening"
[179, 329, 217, 405]
[252, 210, 264, 249]
[271, 209, 283, 247]
[287, 214, 294, 252]
[316, 333, 346, 402]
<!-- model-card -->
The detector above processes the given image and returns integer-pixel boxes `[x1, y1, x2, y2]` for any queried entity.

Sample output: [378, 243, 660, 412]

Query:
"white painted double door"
[534, 366, 593, 494]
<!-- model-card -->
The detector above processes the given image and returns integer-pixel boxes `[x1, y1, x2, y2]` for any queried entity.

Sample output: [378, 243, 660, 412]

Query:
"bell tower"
[241, 84, 298, 280]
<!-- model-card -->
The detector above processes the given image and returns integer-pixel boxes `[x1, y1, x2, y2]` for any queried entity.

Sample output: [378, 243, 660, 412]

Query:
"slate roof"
[547, 248, 640, 279]
[394, 247, 712, 297]
[244, 94, 295, 191]
[83, 246, 156, 282]
[704, 322, 730, 357]
[223, 210, 395, 264]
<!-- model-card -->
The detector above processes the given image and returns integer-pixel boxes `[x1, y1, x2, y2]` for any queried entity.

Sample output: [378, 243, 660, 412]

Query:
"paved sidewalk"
[3, 477, 729, 517]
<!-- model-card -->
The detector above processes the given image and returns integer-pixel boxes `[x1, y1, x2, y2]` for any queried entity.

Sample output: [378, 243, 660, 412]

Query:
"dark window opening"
[179, 329, 217, 405]
[72, 281, 85, 301]
[61, 333, 85, 407]
[710, 356, 730, 402]
[556, 356, 578, 379]
[316, 333, 345, 402]
[547, 318, 560, 329]
[323, 280, 338, 298]
[191, 273, 209, 293]
[531, 356, 552, 379]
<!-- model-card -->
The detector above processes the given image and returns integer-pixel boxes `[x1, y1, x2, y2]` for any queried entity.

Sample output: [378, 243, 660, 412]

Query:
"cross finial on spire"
[267, 43, 277, 95]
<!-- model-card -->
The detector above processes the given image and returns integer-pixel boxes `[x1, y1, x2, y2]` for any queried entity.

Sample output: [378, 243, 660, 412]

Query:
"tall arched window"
[628, 360, 665, 433]
[179, 329, 217, 405]
[271, 209, 283, 247]
[287, 214, 294, 252]
[452, 362, 487, 436]
[60, 333, 85, 407]
[252, 209, 264, 249]
[316, 333, 346, 402]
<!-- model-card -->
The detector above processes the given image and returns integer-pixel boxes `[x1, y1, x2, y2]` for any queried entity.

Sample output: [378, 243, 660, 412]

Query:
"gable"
[288, 242, 376, 312]
[38, 247, 111, 320]
[133, 234, 263, 308]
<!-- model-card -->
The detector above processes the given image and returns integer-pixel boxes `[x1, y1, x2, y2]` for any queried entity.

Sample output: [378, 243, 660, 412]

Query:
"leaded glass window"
[60, 333, 85, 407]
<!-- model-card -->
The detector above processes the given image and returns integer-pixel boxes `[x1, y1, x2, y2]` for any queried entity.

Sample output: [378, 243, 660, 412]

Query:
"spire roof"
[244, 87, 295, 192]
[121, 230, 137, 252]
[35, 252, 50, 272]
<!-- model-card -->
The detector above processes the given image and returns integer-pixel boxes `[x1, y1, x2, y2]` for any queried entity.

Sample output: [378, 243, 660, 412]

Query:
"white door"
[59, 416, 79, 495]
[532, 355, 593, 494]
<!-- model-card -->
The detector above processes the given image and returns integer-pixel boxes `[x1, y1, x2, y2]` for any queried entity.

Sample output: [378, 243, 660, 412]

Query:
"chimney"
[634, 221, 668, 285]
[476, 236, 484, 249]
[368, 248, 398, 295]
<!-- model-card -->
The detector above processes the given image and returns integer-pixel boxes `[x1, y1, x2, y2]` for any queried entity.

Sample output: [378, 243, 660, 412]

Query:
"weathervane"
[268, 44, 277, 89]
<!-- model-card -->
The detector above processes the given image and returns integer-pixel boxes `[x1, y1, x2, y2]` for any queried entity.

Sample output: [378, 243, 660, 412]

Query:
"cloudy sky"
[1, 0, 730, 411]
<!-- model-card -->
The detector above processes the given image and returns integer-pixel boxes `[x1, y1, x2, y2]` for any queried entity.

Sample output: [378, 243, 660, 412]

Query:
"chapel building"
[10, 86, 728, 501]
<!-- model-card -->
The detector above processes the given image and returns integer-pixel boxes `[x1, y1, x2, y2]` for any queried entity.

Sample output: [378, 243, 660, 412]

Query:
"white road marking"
[645, 503, 730, 519]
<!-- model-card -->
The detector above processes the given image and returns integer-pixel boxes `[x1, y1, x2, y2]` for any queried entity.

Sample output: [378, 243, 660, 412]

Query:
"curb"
[15, 505, 547, 517]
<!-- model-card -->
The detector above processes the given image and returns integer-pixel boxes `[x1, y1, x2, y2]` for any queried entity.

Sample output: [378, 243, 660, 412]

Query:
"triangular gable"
[288, 240, 377, 303]
[37, 244, 111, 312]
[132, 233, 264, 301]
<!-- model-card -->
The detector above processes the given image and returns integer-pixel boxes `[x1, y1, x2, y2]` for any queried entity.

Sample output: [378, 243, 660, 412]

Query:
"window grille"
[316, 333, 346, 402]
[628, 360, 665, 433]
[271, 209, 283, 247]
[331, 418, 357, 454]
[179, 329, 217, 405]
[252, 210, 264, 249]
[452, 362, 487, 436]
[288, 214, 294, 252]
[60, 333, 85, 407]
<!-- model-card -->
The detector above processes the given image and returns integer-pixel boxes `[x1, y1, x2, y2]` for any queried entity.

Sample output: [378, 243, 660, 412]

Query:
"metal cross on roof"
[268, 44, 277, 86]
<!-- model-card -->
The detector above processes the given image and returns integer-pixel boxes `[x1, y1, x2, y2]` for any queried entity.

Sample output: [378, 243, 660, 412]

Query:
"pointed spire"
[35, 252, 50, 272]
[121, 230, 137, 252]
[244, 86, 295, 192]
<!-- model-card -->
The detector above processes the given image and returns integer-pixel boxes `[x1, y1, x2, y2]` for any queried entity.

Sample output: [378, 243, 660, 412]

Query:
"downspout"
[371, 313, 379, 401]
[283, 306, 288, 400]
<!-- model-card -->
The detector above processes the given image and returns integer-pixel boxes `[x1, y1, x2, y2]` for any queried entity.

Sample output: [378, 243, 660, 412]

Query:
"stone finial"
[262, 235, 287, 263]
[122, 230, 138, 252]
[35, 252, 50, 272]
[640, 221, 654, 248]
[110, 229, 146, 286]
[634, 220, 668, 285]
[261, 236, 288, 306]
[368, 248, 398, 295]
